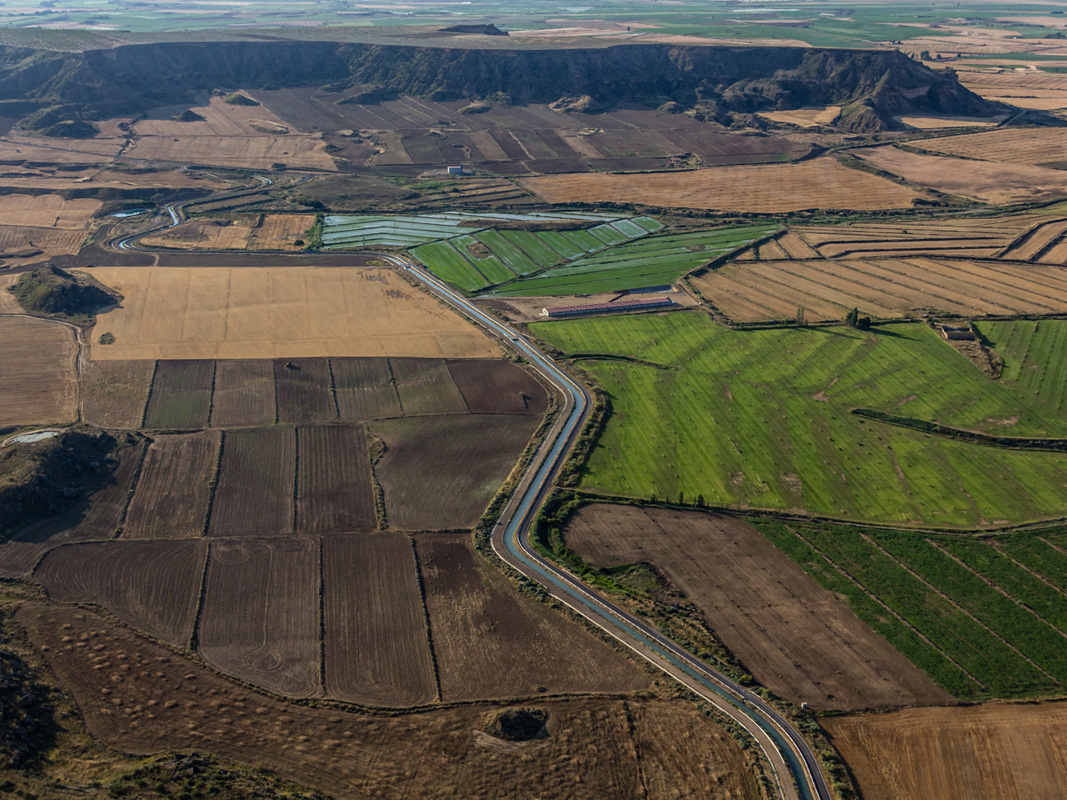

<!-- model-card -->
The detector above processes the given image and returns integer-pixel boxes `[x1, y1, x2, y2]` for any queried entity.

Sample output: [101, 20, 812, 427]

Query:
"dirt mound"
[10, 265, 118, 323]
[39, 119, 97, 138]
[174, 109, 206, 122]
[440, 23, 508, 36]
[550, 95, 604, 114]
[223, 92, 258, 106]
[483, 708, 548, 741]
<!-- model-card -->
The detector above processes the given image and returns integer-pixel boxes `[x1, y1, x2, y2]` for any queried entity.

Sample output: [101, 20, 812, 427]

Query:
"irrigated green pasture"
[533, 313, 1067, 527]
[758, 519, 1067, 699]
[978, 320, 1067, 418]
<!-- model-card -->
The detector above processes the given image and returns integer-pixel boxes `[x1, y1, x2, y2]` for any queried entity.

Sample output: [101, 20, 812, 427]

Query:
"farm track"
[108, 183, 831, 800]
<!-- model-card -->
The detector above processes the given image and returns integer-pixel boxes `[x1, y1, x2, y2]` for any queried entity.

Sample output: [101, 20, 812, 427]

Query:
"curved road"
[111, 192, 831, 800]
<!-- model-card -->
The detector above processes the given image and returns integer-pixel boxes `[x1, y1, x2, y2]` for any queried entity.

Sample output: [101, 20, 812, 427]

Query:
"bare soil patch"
[322, 533, 436, 706]
[417, 533, 651, 701]
[331, 357, 401, 420]
[390, 357, 468, 415]
[447, 359, 549, 415]
[18, 602, 758, 800]
[208, 427, 295, 537]
[274, 358, 337, 424]
[565, 505, 950, 711]
[371, 414, 540, 530]
[199, 537, 321, 697]
[142, 359, 215, 430]
[0, 316, 77, 428]
[84, 267, 499, 361]
[210, 359, 276, 428]
[758, 106, 840, 128]
[80, 359, 154, 429]
[295, 425, 376, 534]
[36, 540, 205, 647]
[521, 159, 922, 213]
[122, 431, 219, 539]
[825, 701, 1067, 800]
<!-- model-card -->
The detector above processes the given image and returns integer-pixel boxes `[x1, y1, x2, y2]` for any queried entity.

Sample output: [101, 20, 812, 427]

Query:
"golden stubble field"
[140, 214, 315, 251]
[0, 316, 78, 427]
[520, 159, 923, 213]
[85, 267, 499, 360]
[0, 194, 101, 229]
[914, 126, 1067, 166]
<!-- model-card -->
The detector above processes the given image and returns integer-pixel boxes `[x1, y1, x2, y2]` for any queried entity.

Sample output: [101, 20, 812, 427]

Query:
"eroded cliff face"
[0, 40, 1002, 132]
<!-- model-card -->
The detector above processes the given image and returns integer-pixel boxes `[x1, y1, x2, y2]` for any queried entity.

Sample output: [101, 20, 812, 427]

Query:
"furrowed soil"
[331, 357, 401, 420]
[564, 504, 949, 711]
[416, 534, 651, 701]
[0, 316, 77, 427]
[198, 537, 321, 697]
[371, 414, 541, 530]
[390, 357, 468, 415]
[322, 534, 436, 706]
[84, 267, 498, 361]
[208, 427, 295, 537]
[142, 359, 215, 430]
[447, 359, 549, 415]
[275, 358, 337, 424]
[824, 701, 1067, 800]
[80, 359, 154, 429]
[18, 603, 759, 800]
[520, 159, 922, 213]
[210, 359, 276, 427]
[295, 425, 376, 534]
[35, 540, 206, 647]
[122, 431, 220, 539]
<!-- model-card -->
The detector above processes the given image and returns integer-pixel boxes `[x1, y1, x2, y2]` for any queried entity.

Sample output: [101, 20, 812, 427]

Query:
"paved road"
[110, 195, 832, 800]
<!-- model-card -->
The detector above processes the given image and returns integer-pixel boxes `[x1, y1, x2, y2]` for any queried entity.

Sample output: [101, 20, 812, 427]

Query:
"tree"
[845, 308, 859, 327]
[696, 494, 705, 507]
[678, 491, 685, 505]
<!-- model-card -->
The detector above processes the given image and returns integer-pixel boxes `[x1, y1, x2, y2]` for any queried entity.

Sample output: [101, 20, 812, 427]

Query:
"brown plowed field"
[85, 267, 499, 361]
[853, 146, 1067, 204]
[371, 414, 540, 530]
[35, 540, 205, 647]
[521, 159, 922, 213]
[18, 602, 758, 800]
[142, 359, 215, 430]
[696, 257, 1067, 322]
[322, 534, 436, 706]
[80, 359, 154, 429]
[295, 425, 376, 533]
[564, 505, 950, 711]
[331, 357, 401, 420]
[824, 701, 1067, 800]
[915, 126, 1067, 166]
[198, 537, 321, 697]
[274, 358, 337, 424]
[417, 534, 650, 701]
[0, 193, 101, 228]
[0, 316, 77, 427]
[447, 359, 549, 415]
[210, 359, 276, 427]
[390, 357, 468, 415]
[208, 428, 295, 537]
[122, 431, 219, 539]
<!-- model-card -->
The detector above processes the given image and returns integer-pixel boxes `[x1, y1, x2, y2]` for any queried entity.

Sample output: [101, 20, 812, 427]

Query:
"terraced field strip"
[914, 126, 1067, 166]
[210, 359, 276, 428]
[143, 359, 215, 430]
[295, 425, 376, 534]
[274, 358, 337, 424]
[123, 431, 219, 539]
[794, 217, 1037, 260]
[322, 534, 436, 706]
[1000, 218, 1067, 261]
[533, 313, 1067, 527]
[331, 357, 401, 420]
[37, 540, 205, 647]
[495, 226, 775, 297]
[389, 357, 468, 415]
[208, 427, 295, 537]
[321, 214, 480, 249]
[198, 537, 321, 697]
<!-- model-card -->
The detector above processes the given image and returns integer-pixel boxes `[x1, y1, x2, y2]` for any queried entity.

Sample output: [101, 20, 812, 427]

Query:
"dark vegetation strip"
[410, 537, 442, 702]
[852, 407, 1067, 451]
[112, 439, 149, 540]
[189, 540, 212, 652]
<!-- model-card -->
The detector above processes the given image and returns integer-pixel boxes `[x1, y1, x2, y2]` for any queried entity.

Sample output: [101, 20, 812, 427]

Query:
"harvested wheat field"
[853, 146, 1067, 205]
[695, 256, 1067, 322]
[84, 267, 498, 360]
[126, 135, 336, 171]
[0, 193, 100, 228]
[122, 431, 219, 539]
[757, 105, 840, 128]
[198, 537, 321, 697]
[521, 160, 922, 212]
[19, 603, 758, 800]
[35, 540, 205, 647]
[417, 533, 650, 701]
[209, 359, 276, 427]
[0, 225, 87, 265]
[824, 701, 1067, 800]
[140, 214, 314, 251]
[894, 114, 1000, 130]
[134, 94, 302, 138]
[0, 316, 77, 427]
[322, 534, 436, 706]
[915, 126, 1067, 167]
[371, 414, 541, 530]
[80, 360, 154, 428]
[958, 69, 1067, 111]
[565, 505, 949, 710]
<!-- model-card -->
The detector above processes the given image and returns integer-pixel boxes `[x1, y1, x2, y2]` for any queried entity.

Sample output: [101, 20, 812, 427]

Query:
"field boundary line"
[111, 439, 149, 540]
[326, 358, 341, 420]
[385, 358, 404, 416]
[410, 537, 442, 703]
[786, 524, 987, 691]
[189, 539, 212, 652]
[861, 533, 1059, 684]
[317, 536, 327, 698]
[203, 430, 225, 537]
[292, 426, 301, 533]
[140, 360, 160, 429]
[993, 543, 1067, 599]
[930, 540, 1067, 641]
[206, 359, 219, 427]
[1039, 536, 1067, 559]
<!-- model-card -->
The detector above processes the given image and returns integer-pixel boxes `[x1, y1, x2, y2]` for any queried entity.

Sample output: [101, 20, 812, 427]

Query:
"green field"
[533, 313, 1067, 527]
[757, 519, 1067, 699]
[978, 320, 1067, 418]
